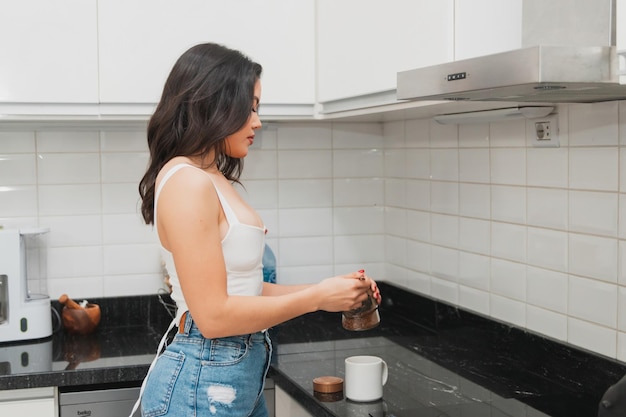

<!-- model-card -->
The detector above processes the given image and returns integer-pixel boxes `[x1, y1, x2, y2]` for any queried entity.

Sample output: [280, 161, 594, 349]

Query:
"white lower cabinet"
[275, 385, 314, 417]
[0, 387, 57, 417]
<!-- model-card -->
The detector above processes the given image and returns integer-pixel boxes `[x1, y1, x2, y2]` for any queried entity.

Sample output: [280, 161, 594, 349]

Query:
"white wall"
[0, 122, 387, 299]
[383, 100, 626, 362]
[1, 100, 625, 361]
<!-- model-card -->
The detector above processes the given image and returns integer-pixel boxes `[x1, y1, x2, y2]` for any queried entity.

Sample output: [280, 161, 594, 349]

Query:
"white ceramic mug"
[344, 355, 388, 402]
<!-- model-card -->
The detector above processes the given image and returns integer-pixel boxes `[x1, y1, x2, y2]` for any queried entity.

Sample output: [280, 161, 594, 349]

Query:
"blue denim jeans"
[141, 312, 273, 417]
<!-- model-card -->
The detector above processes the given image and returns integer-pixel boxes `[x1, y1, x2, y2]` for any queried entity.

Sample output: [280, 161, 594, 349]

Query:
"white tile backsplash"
[430, 181, 458, 215]
[458, 285, 490, 315]
[334, 235, 385, 265]
[569, 190, 618, 236]
[569, 147, 618, 191]
[332, 122, 383, 149]
[404, 119, 430, 148]
[278, 208, 333, 237]
[458, 123, 489, 148]
[458, 251, 490, 291]
[526, 147, 568, 188]
[491, 185, 526, 224]
[491, 222, 526, 263]
[568, 275, 617, 328]
[385, 178, 407, 207]
[101, 152, 149, 184]
[526, 266, 568, 313]
[384, 149, 406, 178]
[490, 118, 526, 147]
[458, 217, 490, 255]
[278, 236, 333, 267]
[430, 245, 458, 282]
[568, 317, 616, 358]
[490, 258, 526, 301]
[39, 184, 102, 215]
[100, 129, 147, 152]
[335, 206, 385, 235]
[490, 294, 526, 327]
[459, 183, 491, 219]
[37, 153, 100, 184]
[431, 276, 458, 305]
[526, 305, 567, 342]
[0, 185, 38, 217]
[3, 102, 626, 362]
[569, 101, 618, 146]
[278, 150, 332, 178]
[0, 154, 37, 185]
[241, 149, 278, 180]
[430, 213, 458, 248]
[279, 179, 332, 208]
[527, 227, 568, 272]
[405, 179, 430, 211]
[0, 131, 36, 152]
[406, 209, 430, 242]
[527, 187, 568, 229]
[430, 149, 458, 181]
[333, 148, 384, 178]
[569, 233, 618, 283]
[36, 131, 100, 152]
[459, 148, 490, 183]
[490, 148, 526, 185]
[384, 206, 407, 238]
[404, 149, 430, 179]
[333, 178, 383, 207]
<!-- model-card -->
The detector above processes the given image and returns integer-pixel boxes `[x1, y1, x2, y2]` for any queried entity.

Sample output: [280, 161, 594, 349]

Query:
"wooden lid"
[313, 376, 344, 393]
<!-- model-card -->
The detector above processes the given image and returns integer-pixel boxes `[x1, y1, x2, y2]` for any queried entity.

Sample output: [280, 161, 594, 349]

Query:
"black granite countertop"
[0, 283, 624, 417]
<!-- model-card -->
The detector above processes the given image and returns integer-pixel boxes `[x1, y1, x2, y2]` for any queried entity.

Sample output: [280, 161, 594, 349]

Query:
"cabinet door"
[274, 386, 314, 417]
[454, 0, 523, 60]
[0, 397, 56, 417]
[98, 0, 315, 106]
[316, 0, 454, 103]
[0, 0, 98, 103]
[0, 387, 56, 417]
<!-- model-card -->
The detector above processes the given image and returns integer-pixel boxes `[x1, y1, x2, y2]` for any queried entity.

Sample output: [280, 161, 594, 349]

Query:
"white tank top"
[130, 163, 266, 417]
[154, 163, 265, 325]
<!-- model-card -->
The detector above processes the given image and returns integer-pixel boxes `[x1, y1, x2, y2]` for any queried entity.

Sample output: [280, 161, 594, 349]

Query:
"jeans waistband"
[178, 310, 267, 337]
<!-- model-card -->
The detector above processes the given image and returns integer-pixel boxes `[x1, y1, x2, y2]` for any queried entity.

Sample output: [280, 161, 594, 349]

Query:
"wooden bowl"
[61, 304, 101, 335]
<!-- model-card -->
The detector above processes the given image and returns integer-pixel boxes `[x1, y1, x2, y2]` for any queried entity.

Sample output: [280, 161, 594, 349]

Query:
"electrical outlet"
[530, 115, 559, 148]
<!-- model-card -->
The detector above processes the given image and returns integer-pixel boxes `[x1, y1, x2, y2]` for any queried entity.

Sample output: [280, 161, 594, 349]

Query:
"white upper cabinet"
[0, 0, 98, 103]
[453, 0, 522, 60]
[98, 0, 315, 108]
[316, 0, 454, 104]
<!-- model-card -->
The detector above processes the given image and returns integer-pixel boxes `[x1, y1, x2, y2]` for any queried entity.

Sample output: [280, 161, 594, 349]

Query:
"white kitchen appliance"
[0, 339, 52, 375]
[0, 228, 52, 343]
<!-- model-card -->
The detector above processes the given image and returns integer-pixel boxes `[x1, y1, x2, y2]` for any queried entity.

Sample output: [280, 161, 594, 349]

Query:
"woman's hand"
[360, 269, 382, 305]
[313, 271, 379, 312]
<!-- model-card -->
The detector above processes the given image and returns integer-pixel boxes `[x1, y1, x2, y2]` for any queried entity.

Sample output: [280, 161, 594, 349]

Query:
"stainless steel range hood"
[397, 0, 626, 104]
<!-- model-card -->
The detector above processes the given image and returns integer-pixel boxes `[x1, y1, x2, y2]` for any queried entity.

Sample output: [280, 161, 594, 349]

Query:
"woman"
[137, 43, 380, 417]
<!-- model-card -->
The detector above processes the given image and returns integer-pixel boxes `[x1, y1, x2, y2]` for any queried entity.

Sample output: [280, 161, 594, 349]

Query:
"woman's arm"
[262, 280, 381, 305]
[262, 282, 312, 296]
[156, 168, 372, 338]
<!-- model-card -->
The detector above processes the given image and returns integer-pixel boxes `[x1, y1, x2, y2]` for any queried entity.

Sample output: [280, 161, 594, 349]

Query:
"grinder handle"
[59, 294, 83, 310]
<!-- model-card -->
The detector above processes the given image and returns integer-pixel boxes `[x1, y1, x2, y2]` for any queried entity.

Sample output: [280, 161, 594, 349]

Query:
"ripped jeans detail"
[141, 313, 272, 417]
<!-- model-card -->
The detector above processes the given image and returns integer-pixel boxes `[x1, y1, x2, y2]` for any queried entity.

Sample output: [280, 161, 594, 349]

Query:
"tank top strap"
[206, 176, 241, 226]
[155, 164, 190, 204]
[155, 163, 241, 226]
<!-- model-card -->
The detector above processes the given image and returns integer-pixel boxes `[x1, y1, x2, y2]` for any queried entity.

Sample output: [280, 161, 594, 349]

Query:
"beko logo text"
[77, 410, 92, 417]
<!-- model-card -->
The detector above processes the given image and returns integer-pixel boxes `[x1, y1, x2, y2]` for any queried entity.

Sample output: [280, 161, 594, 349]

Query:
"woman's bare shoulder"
[157, 158, 213, 189]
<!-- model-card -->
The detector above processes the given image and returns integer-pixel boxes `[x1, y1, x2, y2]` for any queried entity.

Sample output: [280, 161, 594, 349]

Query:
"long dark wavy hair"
[139, 43, 262, 225]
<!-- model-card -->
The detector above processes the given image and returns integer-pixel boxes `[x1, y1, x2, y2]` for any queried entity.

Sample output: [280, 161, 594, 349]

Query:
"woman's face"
[224, 80, 262, 159]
